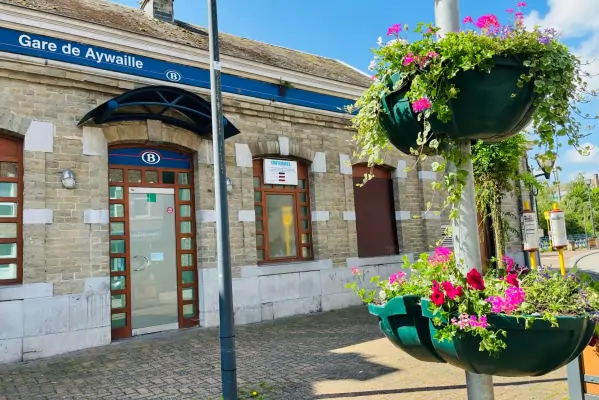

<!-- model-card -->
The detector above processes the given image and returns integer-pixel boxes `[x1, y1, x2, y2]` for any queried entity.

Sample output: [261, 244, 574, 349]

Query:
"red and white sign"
[263, 159, 298, 185]
[166, 206, 174, 214]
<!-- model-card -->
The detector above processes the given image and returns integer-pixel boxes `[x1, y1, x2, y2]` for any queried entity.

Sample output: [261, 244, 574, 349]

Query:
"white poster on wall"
[263, 159, 298, 185]
[521, 212, 540, 251]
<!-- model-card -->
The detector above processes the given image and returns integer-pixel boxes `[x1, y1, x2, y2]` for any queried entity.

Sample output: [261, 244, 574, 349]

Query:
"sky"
[113, 0, 599, 184]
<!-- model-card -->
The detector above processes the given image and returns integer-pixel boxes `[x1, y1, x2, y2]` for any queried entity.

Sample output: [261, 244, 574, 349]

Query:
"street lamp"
[534, 153, 556, 180]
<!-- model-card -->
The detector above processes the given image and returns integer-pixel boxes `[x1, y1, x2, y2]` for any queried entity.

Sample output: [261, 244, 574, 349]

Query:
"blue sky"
[114, 0, 599, 184]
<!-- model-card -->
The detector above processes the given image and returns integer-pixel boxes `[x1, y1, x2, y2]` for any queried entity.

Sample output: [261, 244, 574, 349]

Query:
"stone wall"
[0, 57, 525, 362]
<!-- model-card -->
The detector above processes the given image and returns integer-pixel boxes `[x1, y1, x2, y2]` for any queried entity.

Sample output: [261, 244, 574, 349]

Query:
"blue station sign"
[0, 27, 356, 114]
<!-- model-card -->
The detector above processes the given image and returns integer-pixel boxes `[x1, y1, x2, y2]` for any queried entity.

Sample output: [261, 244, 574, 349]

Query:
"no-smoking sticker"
[166, 206, 174, 214]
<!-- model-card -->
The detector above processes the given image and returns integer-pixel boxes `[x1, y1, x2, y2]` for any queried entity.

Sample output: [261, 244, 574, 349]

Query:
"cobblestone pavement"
[0, 306, 568, 400]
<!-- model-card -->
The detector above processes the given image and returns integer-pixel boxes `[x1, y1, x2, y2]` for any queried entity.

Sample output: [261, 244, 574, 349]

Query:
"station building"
[0, 0, 528, 363]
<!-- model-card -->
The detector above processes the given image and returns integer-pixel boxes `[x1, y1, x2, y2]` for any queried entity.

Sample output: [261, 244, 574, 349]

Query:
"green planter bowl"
[421, 298, 596, 377]
[379, 56, 536, 154]
[368, 296, 445, 363]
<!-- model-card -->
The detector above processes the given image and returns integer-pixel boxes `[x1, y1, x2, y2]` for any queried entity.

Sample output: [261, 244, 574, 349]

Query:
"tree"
[561, 174, 599, 236]
[472, 133, 540, 262]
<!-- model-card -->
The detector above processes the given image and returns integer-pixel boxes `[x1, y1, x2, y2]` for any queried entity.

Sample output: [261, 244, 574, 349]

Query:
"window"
[0, 136, 23, 284]
[353, 164, 399, 258]
[441, 224, 454, 248]
[253, 158, 313, 263]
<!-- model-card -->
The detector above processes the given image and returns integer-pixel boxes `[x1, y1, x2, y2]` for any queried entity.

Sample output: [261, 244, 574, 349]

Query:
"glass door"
[129, 187, 179, 336]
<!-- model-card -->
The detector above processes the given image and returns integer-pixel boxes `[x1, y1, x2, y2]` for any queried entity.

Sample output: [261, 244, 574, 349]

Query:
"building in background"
[0, 0, 527, 363]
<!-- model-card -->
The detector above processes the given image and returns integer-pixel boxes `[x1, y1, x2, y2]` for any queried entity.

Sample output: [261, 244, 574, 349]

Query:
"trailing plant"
[472, 133, 541, 262]
[348, 4, 595, 220]
[347, 249, 599, 357]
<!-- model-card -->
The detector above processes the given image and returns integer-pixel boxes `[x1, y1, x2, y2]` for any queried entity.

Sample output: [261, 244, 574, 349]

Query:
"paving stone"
[0, 306, 568, 399]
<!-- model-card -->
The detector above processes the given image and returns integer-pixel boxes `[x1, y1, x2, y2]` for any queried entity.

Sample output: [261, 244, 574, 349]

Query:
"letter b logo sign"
[141, 151, 161, 165]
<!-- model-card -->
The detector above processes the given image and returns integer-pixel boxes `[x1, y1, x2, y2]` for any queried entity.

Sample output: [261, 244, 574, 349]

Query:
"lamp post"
[585, 178, 596, 239]
[529, 153, 555, 255]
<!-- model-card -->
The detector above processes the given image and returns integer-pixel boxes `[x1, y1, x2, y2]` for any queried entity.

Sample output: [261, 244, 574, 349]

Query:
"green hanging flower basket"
[379, 56, 536, 154]
[368, 296, 445, 363]
[421, 298, 596, 377]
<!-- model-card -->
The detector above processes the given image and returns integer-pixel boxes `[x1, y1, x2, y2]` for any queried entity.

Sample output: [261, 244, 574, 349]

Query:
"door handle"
[133, 255, 150, 271]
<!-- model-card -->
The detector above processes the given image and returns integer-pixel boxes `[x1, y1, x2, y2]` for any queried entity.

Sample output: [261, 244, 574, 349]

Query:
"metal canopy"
[77, 85, 240, 139]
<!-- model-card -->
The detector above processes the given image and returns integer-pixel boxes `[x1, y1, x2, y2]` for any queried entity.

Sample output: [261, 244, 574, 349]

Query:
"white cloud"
[526, 0, 599, 89]
[564, 142, 597, 164]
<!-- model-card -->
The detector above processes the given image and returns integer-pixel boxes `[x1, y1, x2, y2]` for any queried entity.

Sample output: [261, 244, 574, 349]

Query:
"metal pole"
[206, 0, 238, 398]
[588, 182, 596, 237]
[434, 1, 495, 399]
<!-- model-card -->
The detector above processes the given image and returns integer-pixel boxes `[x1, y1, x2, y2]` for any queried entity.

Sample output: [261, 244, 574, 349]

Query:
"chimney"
[140, 0, 174, 23]
[593, 173, 599, 188]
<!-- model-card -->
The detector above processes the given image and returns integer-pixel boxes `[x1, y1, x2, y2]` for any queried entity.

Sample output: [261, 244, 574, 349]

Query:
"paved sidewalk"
[0, 306, 568, 400]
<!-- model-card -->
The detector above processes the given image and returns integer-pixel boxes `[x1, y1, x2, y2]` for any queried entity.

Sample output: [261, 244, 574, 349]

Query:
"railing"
[539, 234, 592, 251]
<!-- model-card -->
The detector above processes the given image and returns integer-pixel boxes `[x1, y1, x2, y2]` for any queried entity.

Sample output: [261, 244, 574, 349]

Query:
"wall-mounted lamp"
[60, 169, 76, 189]
[225, 177, 234, 194]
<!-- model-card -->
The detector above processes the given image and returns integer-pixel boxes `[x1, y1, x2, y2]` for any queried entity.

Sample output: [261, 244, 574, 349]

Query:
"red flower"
[466, 268, 485, 291]
[441, 281, 463, 300]
[431, 287, 445, 306]
[505, 273, 519, 288]
[590, 335, 598, 347]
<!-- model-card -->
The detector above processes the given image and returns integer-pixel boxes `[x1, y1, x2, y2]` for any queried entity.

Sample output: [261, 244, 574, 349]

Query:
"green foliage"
[561, 174, 599, 236]
[347, 249, 599, 357]
[472, 133, 539, 259]
[348, 12, 594, 220]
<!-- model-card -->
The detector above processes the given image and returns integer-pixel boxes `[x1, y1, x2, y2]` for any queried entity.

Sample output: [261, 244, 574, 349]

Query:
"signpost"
[549, 204, 568, 276]
[521, 201, 539, 268]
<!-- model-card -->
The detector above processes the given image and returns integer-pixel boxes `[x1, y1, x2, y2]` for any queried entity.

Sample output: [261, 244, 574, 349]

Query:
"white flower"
[368, 60, 376, 71]
[377, 36, 383, 46]
[379, 290, 387, 301]
[386, 38, 408, 47]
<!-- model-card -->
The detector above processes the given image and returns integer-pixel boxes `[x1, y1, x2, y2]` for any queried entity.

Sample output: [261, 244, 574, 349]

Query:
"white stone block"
[23, 296, 70, 337]
[0, 301, 23, 340]
[311, 211, 329, 222]
[261, 303, 274, 321]
[237, 210, 255, 222]
[322, 292, 361, 312]
[82, 127, 107, 156]
[258, 273, 300, 303]
[392, 160, 408, 179]
[299, 271, 322, 297]
[339, 154, 352, 175]
[278, 136, 290, 156]
[240, 259, 333, 278]
[421, 211, 441, 220]
[24, 120, 54, 153]
[84, 277, 109, 294]
[347, 254, 406, 268]
[418, 171, 437, 180]
[83, 209, 109, 224]
[234, 143, 253, 167]
[0, 338, 22, 364]
[343, 211, 356, 221]
[234, 306, 262, 325]
[273, 296, 322, 319]
[23, 209, 53, 224]
[197, 209, 216, 223]
[0, 283, 52, 301]
[69, 293, 110, 331]
[320, 269, 345, 295]
[198, 140, 214, 165]
[395, 211, 411, 220]
[311, 151, 327, 173]
[22, 326, 110, 361]
[233, 277, 260, 308]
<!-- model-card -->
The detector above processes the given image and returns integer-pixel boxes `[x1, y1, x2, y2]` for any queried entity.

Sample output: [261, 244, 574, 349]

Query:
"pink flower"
[475, 14, 500, 31]
[351, 267, 360, 275]
[403, 53, 416, 66]
[427, 51, 439, 59]
[412, 97, 432, 112]
[463, 16, 473, 24]
[486, 287, 526, 314]
[515, 11, 524, 19]
[505, 273, 519, 288]
[451, 314, 488, 330]
[506, 8, 514, 13]
[502, 255, 515, 272]
[371, 75, 376, 80]
[517, 2, 527, 7]
[389, 271, 407, 285]
[466, 268, 485, 291]
[387, 24, 402, 36]
[429, 247, 453, 265]
[431, 287, 446, 306]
